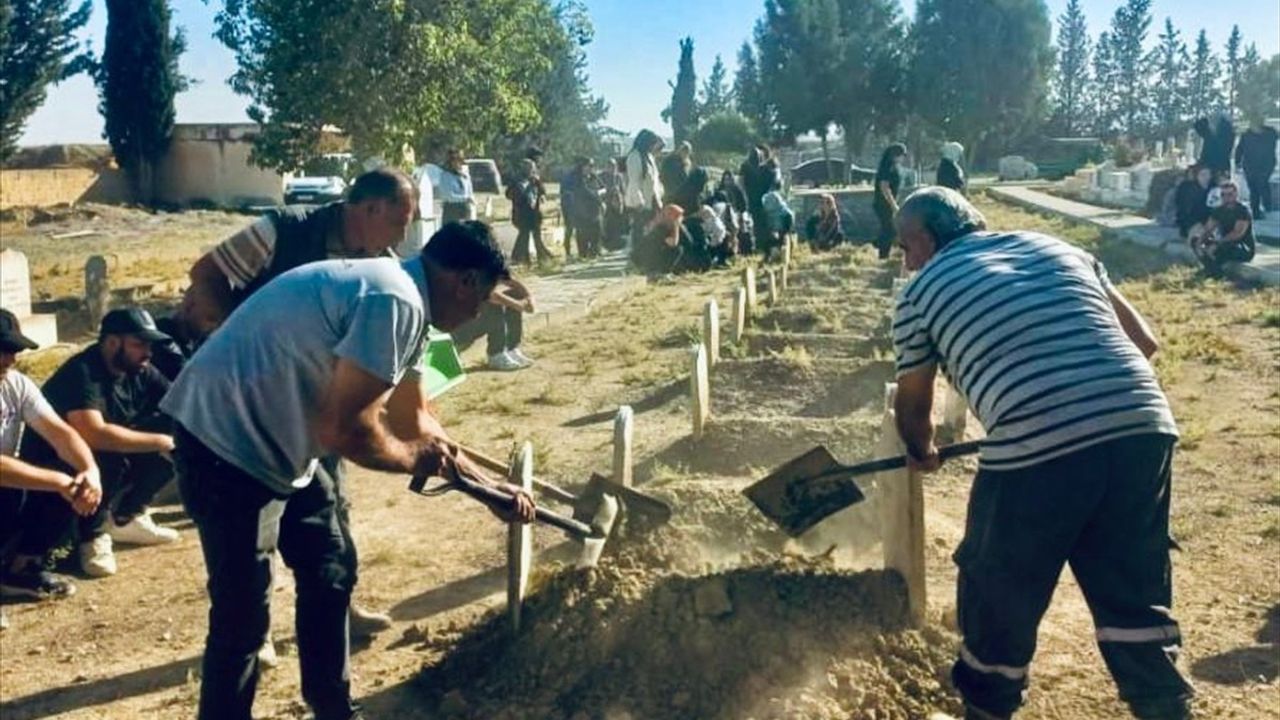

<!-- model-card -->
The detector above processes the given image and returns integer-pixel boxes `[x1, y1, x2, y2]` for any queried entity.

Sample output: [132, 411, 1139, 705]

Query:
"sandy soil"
[1, 194, 1277, 719]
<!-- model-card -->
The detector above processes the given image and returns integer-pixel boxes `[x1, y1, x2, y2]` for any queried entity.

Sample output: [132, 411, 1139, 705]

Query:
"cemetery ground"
[0, 194, 1277, 719]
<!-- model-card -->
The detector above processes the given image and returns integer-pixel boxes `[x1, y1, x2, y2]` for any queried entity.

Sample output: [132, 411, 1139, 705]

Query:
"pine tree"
[1052, 0, 1091, 135]
[1092, 31, 1118, 135]
[96, 0, 187, 204]
[0, 0, 92, 160]
[700, 54, 732, 118]
[733, 40, 767, 133]
[1224, 25, 1242, 117]
[1107, 0, 1152, 136]
[663, 37, 698, 146]
[1187, 29, 1223, 114]
[1151, 18, 1188, 140]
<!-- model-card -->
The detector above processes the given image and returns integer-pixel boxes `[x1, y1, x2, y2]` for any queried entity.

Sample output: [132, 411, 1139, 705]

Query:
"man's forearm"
[84, 424, 172, 454]
[329, 413, 446, 476]
[0, 455, 73, 493]
[895, 409, 935, 460]
[50, 422, 96, 472]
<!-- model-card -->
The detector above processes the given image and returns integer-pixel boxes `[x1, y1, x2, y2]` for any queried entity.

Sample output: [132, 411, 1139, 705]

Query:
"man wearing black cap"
[0, 310, 102, 612]
[20, 307, 179, 579]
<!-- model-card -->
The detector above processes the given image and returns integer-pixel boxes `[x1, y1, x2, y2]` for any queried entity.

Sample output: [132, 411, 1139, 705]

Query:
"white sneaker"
[107, 512, 180, 546]
[487, 351, 524, 372]
[508, 348, 534, 367]
[257, 636, 279, 669]
[79, 534, 117, 578]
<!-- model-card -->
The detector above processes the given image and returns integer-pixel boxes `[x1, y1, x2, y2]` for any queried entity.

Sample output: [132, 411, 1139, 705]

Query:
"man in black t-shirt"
[19, 308, 178, 579]
[1192, 181, 1256, 277]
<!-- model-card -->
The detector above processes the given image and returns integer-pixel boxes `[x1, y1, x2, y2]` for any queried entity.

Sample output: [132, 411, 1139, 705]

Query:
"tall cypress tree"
[700, 54, 732, 118]
[0, 0, 92, 160]
[664, 37, 698, 146]
[1107, 0, 1153, 136]
[96, 0, 186, 204]
[1151, 18, 1189, 140]
[1187, 29, 1223, 114]
[1052, 0, 1092, 135]
[1224, 25, 1242, 116]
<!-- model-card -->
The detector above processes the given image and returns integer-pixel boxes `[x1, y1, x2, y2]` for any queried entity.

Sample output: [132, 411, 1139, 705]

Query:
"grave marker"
[689, 343, 710, 439]
[85, 255, 110, 328]
[942, 384, 969, 442]
[702, 298, 720, 366]
[0, 249, 57, 346]
[767, 269, 778, 306]
[781, 263, 789, 290]
[876, 383, 926, 627]
[507, 442, 534, 632]
[742, 267, 757, 317]
[612, 406, 634, 488]
[732, 287, 747, 344]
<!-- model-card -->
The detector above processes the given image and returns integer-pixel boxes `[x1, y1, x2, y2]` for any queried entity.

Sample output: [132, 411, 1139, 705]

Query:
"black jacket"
[937, 158, 966, 192]
[1235, 127, 1279, 175]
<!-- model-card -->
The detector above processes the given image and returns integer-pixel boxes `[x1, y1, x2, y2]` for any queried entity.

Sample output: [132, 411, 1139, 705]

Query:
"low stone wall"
[0, 167, 131, 209]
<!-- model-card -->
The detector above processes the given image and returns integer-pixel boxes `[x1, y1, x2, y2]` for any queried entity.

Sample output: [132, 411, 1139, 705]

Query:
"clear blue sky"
[19, 0, 1280, 146]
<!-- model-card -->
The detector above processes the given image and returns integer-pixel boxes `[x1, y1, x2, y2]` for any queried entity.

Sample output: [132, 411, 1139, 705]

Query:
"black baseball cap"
[0, 309, 39, 351]
[100, 308, 171, 343]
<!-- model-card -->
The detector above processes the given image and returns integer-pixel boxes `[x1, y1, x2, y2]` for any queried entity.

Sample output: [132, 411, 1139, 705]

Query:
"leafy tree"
[1051, 0, 1091, 136]
[910, 0, 1053, 164]
[693, 111, 757, 155]
[1092, 30, 1118, 135]
[662, 37, 698, 146]
[830, 0, 906, 160]
[1237, 52, 1280, 125]
[96, 0, 187, 204]
[1150, 18, 1188, 140]
[1223, 24, 1241, 116]
[733, 38, 775, 138]
[700, 54, 732, 118]
[1186, 29, 1223, 114]
[0, 0, 92, 161]
[214, 0, 569, 171]
[1107, 0, 1152, 136]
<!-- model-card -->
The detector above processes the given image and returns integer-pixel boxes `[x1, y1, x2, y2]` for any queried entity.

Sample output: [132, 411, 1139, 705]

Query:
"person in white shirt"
[0, 309, 101, 612]
[438, 148, 476, 225]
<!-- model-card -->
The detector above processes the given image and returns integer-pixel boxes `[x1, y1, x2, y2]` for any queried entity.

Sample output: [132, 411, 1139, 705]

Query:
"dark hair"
[348, 167, 414, 204]
[421, 221, 511, 283]
[632, 129, 662, 154]
[525, 146, 544, 161]
[878, 143, 907, 175]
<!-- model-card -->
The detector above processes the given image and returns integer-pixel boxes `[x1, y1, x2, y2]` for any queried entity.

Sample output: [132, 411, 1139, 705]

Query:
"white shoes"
[107, 512, 180, 546]
[508, 348, 534, 367]
[487, 351, 525, 371]
[79, 534, 117, 578]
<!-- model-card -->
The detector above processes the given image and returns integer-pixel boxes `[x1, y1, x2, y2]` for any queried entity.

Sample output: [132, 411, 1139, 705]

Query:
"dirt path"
[2, 194, 1278, 719]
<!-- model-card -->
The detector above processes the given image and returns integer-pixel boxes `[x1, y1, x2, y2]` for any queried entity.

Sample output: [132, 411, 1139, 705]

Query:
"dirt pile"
[412, 517, 962, 720]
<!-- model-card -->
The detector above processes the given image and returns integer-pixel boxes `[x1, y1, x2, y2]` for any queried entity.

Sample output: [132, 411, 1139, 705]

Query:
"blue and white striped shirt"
[893, 231, 1178, 471]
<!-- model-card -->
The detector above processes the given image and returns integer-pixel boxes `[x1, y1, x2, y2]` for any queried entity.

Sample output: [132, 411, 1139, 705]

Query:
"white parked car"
[284, 175, 346, 205]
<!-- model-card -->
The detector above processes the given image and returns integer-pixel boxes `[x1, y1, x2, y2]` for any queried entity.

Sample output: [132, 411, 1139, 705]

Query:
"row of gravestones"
[0, 248, 116, 348]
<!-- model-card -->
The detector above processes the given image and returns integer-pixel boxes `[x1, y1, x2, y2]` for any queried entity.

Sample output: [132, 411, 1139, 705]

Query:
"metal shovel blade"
[743, 446, 866, 538]
[577, 473, 673, 527]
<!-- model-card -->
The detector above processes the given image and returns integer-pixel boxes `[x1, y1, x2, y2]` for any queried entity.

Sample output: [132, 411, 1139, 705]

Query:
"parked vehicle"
[284, 175, 346, 205]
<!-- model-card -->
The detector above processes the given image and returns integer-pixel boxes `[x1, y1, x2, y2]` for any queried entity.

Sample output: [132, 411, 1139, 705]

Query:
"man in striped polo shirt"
[892, 187, 1192, 720]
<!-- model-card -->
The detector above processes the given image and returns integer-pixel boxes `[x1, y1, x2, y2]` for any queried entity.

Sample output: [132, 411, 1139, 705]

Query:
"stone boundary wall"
[0, 168, 131, 210]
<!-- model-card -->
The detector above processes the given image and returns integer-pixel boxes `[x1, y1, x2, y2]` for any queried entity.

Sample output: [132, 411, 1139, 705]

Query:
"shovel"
[744, 440, 982, 537]
[449, 441, 673, 528]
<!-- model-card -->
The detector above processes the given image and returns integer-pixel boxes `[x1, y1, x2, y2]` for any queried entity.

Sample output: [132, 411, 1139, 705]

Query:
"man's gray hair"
[898, 186, 987, 249]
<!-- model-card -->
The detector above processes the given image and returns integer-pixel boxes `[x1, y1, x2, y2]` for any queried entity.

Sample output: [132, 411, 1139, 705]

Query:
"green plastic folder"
[419, 331, 466, 399]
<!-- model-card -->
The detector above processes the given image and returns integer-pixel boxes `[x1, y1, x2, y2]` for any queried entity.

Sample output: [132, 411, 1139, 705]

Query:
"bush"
[694, 112, 758, 155]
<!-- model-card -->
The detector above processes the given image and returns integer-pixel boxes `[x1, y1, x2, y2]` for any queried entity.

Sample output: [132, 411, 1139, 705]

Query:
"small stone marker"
[781, 263, 789, 291]
[876, 383, 926, 627]
[702, 298, 720, 366]
[0, 249, 57, 346]
[507, 442, 534, 633]
[689, 343, 710, 439]
[782, 236, 792, 268]
[732, 287, 747, 344]
[742, 267, 757, 317]
[767, 269, 778, 306]
[891, 277, 908, 299]
[85, 255, 110, 327]
[942, 383, 968, 442]
[612, 405, 634, 488]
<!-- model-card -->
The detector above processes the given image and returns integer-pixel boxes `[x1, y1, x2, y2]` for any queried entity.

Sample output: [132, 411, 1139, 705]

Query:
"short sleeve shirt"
[1211, 203, 1256, 252]
[0, 370, 56, 457]
[209, 209, 351, 290]
[161, 257, 432, 494]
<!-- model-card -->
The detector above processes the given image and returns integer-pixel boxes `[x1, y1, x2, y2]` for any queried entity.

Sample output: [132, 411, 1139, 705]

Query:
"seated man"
[19, 308, 178, 579]
[0, 310, 102, 613]
[1191, 181, 1256, 277]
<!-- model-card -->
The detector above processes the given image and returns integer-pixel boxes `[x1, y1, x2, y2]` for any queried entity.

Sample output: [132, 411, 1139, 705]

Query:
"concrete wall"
[0, 167, 130, 209]
[154, 124, 284, 208]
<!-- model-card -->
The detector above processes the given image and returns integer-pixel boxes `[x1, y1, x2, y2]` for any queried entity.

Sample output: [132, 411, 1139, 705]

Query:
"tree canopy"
[0, 0, 92, 161]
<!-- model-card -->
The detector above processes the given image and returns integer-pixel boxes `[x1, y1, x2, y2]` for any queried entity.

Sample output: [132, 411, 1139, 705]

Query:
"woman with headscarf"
[660, 142, 693, 206]
[872, 143, 907, 260]
[936, 142, 966, 194]
[714, 169, 748, 214]
[741, 145, 782, 255]
[673, 166, 711, 217]
[602, 157, 628, 251]
[625, 129, 664, 264]
[566, 156, 605, 259]
[805, 193, 845, 250]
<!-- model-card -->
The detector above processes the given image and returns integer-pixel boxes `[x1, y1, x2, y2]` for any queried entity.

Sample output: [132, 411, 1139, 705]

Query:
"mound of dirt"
[412, 522, 962, 720]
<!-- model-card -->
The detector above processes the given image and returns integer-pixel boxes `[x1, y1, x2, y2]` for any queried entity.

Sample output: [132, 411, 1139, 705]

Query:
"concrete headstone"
[732, 287, 747, 344]
[85, 255, 110, 327]
[767, 269, 778, 306]
[742, 267, 757, 317]
[0, 249, 57, 346]
[507, 442, 534, 633]
[612, 406, 634, 488]
[876, 383, 926, 627]
[702, 298, 720, 366]
[689, 343, 710, 439]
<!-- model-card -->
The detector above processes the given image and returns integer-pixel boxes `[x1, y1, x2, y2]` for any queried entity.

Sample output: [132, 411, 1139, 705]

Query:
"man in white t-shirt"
[0, 309, 102, 620]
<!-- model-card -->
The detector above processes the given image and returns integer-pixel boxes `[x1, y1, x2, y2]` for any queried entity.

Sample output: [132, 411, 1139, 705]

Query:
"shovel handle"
[410, 472, 598, 539]
[829, 439, 983, 480]
[447, 440, 579, 505]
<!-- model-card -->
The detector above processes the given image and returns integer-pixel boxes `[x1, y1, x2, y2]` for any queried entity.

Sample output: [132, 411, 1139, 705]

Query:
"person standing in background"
[936, 142, 967, 194]
[873, 143, 908, 260]
[602, 157, 628, 251]
[507, 159, 552, 265]
[1235, 119, 1278, 220]
[741, 145, 782, 256]
[566, 156, 605, 259]
[625, 130, 665, 263]
[438, 149, 475, 225]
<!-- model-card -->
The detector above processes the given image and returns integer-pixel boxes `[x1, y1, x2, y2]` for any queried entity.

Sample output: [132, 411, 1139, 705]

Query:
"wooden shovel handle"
[831, 439, 983, 479]
[445, 439, 579, 505]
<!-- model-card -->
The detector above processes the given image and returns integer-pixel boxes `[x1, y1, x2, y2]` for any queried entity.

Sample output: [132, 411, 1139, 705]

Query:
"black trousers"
[511, 222, 550, 264]
[874, 204, 895, 259]
[176, 426, 358, 720]
[1244, 169, 1274, 216]
[952, 433, 1193, 719]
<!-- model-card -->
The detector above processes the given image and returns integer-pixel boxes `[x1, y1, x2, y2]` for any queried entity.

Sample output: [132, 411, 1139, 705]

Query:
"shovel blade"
[577, 473, 673, 526]
[744, 446, 866, 537]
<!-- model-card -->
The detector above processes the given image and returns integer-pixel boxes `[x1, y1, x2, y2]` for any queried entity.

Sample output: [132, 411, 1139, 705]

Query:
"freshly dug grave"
[708, 356, 896, 419]
[412, 520, 962, 720]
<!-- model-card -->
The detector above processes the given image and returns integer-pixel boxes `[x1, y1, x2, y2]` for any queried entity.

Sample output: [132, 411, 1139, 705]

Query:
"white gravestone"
[0, 249, 57, 347]
[612, 406, 634, 488]
[507, 442, 534, 633]
[702, 298, 720, 366]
